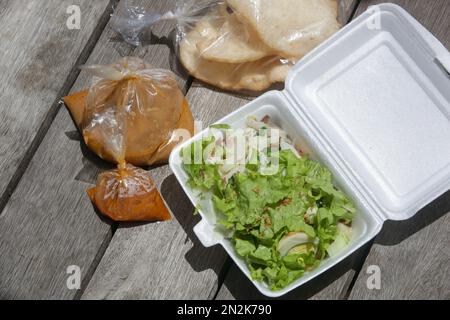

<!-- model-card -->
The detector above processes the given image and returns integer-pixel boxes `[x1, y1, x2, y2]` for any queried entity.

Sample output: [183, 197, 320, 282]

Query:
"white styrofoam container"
[169, 4, 450, 298]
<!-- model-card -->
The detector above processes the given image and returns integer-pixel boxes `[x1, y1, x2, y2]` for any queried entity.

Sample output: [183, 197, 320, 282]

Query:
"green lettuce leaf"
[182, 131, 355, 291]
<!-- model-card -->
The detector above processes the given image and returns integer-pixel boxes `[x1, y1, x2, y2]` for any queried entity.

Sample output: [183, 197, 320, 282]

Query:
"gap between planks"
[0, 0, 121, 300]
[73, 36, 197, 301]
[72, 2, 232, 299]
[74, 61, 196, 301]
[0, 0, 365, 300]
[72, 0, 366, 300]
[212, 0, 366, 301]
[0, 0, 119, 218]
[347, 0, 450, 300]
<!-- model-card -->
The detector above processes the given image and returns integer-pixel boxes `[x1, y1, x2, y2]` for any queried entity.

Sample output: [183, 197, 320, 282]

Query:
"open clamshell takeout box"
[169, 4, 450, 297]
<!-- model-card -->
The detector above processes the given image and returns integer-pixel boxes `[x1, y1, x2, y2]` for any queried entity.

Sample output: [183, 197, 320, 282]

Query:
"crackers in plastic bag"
[110, 0, 342, 92]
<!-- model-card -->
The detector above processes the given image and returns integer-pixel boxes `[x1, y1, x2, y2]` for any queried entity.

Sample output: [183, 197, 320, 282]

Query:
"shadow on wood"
[161, 174, 229, 279]
[219, 242, 371, 300]
[137, 30, 192, 83]
[68, 132, 115, 185]
[375, 190, 450, 246]
[160, 174, 375, 300]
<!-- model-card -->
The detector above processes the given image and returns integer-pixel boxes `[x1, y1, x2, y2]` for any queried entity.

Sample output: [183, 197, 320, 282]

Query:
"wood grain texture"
[0, 1, 129, 300]
[345, 0, 450, 300]
[349, 192, 450, 299]
[215, 0, 363, 300]
[0, 0, 117, 300]
[216, 259, 358, 300]
[80, 1, 238, 300]
[1, 0, 206, 301]
[3, 0, 448, 301]
[80, 87, 250, 300]
[0, 0, 111, 212]
[215, 241, 373, 300]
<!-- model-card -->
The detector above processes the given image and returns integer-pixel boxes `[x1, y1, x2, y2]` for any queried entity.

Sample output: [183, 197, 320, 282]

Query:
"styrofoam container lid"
[285, 3, 450, 221]
[169, 3, 450, 298]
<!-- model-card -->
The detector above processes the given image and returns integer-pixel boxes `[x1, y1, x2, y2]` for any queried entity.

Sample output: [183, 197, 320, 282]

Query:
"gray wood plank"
[215, 0, 364, 300]
[349, 192, 450, 299]
[216, 260, 358, 300]
[347, 0, 450, 300]
[215, 242, 372, 300]
[80, 1, 240, 300]
[0, 104, 114, 300]
[0, 0, 116, 301]
[0, 1, 131, 300]
[81, 86, 248, 300]
[0, 0, 112, 212]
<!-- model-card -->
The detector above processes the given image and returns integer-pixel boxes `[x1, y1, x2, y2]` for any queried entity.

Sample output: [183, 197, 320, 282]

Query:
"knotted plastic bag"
[110, 0, 342, 92]
[81, 57, 193, 166]
[86, 164, 171, 222]
[63, 57, 194, 222]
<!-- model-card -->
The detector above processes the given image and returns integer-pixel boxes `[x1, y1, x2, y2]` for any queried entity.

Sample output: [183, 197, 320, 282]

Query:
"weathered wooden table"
[0, 0, 449, 300]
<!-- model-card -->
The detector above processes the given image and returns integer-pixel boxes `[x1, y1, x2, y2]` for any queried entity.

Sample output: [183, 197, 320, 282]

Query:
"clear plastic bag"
[111, 0, 342, 92]
[81, 57, 193, 166]
[87, 164, 171, 222]
[63, 57, 194, 222]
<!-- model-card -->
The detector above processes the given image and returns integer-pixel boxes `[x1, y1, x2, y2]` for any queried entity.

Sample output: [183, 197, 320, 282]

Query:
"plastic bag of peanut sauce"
[63, 57, 195, 222]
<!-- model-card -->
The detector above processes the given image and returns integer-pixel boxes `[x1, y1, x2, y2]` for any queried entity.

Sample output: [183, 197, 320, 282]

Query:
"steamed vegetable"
[181, 116, 355, 291]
